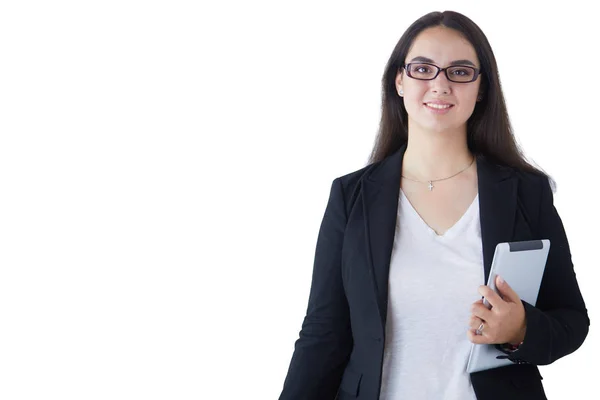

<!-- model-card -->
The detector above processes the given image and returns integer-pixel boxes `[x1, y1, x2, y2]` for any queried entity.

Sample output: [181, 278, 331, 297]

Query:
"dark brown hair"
[368, 11, 554, 188]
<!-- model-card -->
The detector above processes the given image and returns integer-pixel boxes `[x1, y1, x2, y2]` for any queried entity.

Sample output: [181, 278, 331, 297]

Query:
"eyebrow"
[409, 56, 477, 67]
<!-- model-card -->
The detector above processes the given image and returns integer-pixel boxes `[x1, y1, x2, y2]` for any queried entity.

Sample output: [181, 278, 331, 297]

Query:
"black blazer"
[280, 145, 589, 400]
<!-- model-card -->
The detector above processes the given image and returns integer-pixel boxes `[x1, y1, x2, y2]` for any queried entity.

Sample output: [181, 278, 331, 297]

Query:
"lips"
[424, 102, 454, 109]
[423, 102, 454, 114]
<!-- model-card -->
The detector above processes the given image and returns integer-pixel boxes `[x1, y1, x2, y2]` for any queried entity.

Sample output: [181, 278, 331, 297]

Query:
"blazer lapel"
[362, 146, 404, 327]
[362, 145, 518, 329]
[476, 156, 518, 284]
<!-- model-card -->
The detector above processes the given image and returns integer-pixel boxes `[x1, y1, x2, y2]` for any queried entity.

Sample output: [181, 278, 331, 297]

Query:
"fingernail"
[498, 275, 504, 285]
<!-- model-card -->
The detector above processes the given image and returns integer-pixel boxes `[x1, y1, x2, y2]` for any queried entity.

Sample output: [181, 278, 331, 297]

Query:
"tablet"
[466, 239, 550, 374]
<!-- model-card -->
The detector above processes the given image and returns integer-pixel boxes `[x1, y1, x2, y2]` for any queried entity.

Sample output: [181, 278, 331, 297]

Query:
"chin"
[415, 120, 466, 135]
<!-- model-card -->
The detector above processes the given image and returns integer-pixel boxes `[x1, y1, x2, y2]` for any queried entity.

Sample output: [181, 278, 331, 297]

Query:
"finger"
[467, 328, 490, 344]
[478, 284, 505, 309]
[469, 315, 481, 330]
[471, 303, 492, 321]
[495, 275, 520, 304]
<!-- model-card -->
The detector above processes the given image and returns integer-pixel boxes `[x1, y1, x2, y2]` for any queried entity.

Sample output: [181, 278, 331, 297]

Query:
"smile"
[425, 103, 453, 109]
[423, 103, 454, 114]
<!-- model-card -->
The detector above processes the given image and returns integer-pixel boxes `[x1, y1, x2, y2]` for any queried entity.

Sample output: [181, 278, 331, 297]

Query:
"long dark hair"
[368, 11, 554, 189]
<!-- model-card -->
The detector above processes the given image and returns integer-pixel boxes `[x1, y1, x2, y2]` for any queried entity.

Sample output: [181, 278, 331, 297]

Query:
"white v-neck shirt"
[379, 189, 484, 400]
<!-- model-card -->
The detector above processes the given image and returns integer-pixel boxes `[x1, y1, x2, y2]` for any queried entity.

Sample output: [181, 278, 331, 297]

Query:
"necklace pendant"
[428, 181, 434, 191]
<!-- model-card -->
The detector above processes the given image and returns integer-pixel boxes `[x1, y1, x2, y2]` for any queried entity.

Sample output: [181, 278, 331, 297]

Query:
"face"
[396, 26, 482, 134]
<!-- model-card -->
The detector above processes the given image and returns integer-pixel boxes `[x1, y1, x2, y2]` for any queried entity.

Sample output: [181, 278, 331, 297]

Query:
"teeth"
[426, 103, 452, 109]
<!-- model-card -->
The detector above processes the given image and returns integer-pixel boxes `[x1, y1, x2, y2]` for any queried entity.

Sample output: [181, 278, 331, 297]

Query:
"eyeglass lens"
[408, 63, 476, 83]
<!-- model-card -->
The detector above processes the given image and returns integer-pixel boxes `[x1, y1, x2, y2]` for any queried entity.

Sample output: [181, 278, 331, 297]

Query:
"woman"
[279, 11, 589, 400]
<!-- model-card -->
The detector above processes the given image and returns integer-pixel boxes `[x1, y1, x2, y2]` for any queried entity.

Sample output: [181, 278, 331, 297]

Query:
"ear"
[476, 81, 486, 102]
[395, 70, 403, 96]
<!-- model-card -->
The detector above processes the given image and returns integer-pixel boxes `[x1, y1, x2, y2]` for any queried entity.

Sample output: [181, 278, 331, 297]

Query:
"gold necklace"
[401, 156, 475, 191]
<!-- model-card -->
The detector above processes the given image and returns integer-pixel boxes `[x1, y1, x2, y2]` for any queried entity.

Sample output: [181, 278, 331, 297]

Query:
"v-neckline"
[399, 188, 479, 239]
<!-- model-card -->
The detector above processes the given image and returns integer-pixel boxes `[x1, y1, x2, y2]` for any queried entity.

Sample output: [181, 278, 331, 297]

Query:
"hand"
[467, 275, 527, 345]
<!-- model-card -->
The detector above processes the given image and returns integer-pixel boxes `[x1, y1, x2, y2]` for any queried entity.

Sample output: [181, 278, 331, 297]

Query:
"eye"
[449, 67, 474, 77]
[415, 66, 431, 73]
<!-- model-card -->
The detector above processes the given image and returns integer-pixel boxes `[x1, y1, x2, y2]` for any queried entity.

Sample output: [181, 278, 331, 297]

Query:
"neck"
[402, 124, 473, 181]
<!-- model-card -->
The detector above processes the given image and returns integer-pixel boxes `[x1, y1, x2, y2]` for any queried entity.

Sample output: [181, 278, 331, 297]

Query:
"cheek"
[450, 87, 479, 110]
[404, 97, 424, 117]
[461, 87, 480, 104]
[403, 89, 428, 111]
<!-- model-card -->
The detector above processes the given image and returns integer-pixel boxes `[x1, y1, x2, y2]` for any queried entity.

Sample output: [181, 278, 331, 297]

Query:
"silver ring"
[476, 322, 485, 335]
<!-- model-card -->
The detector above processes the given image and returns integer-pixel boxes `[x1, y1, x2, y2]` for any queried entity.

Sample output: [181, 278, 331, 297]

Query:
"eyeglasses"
[403, 62, 481, 83]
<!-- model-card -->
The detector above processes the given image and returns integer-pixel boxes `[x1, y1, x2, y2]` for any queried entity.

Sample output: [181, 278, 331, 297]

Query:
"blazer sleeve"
[279, 178, 353, 400]
[499, 176, 590, 365]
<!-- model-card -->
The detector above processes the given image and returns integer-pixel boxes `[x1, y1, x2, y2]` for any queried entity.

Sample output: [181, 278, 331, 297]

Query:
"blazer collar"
[362, 144, 518, 327]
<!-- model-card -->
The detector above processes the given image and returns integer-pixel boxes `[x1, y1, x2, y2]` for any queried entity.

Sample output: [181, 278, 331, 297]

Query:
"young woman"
[279, 11, 589, 400]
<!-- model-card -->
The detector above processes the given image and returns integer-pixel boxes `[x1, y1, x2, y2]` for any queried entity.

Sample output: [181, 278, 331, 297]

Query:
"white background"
[0, 1, 597, 399]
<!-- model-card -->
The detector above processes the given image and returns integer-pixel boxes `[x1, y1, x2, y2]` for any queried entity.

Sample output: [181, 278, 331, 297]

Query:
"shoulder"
[508, 166, 554, 236]
[512, 168, 552, 201]
[335, 163, 374, 191]
[483, 156, 550, 198]
[334, 148, 403, 192]
[326, 159, 386, 216]
[479, 156, 553, 232]
[328, 163, 374, 212]
[333, 152, 396, 191]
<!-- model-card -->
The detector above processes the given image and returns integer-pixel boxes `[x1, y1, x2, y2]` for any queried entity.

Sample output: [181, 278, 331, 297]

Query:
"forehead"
[406, 26, 479, 67]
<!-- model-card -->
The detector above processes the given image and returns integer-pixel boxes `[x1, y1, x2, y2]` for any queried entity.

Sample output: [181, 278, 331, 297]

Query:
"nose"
[430, 70, 451, 95]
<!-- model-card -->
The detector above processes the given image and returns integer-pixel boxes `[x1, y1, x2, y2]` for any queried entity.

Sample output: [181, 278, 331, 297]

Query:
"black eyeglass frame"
[402, 62, 482, 83]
